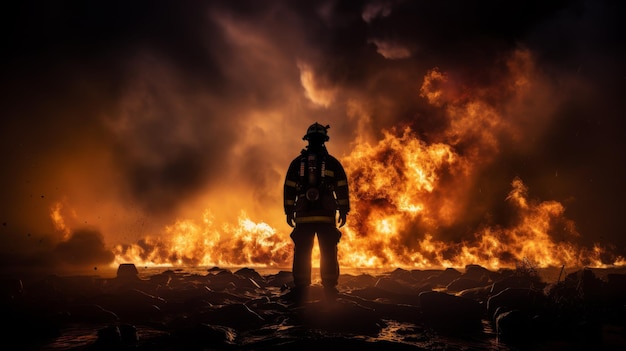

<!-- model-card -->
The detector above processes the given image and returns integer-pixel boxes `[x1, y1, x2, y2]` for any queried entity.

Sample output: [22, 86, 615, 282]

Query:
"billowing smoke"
[1, 0, 624, 273]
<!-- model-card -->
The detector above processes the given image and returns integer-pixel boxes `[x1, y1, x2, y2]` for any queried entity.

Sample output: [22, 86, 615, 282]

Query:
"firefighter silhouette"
[283, 122, 350, 303]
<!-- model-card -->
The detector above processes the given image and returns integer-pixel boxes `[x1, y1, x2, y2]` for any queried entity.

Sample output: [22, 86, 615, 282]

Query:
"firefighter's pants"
[290, 222, 342, 289]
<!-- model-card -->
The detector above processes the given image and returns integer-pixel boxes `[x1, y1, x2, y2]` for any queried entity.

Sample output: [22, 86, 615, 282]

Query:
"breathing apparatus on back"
[300, 123, 331, 203]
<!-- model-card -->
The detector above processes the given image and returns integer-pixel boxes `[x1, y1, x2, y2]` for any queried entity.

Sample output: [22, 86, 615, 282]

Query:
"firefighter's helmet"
[303, 122, 330, 142]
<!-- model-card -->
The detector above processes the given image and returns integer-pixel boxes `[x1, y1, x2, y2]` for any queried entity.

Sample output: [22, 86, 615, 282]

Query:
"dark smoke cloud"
[1, 0, 624, 272]
[54, 229, 115, 266]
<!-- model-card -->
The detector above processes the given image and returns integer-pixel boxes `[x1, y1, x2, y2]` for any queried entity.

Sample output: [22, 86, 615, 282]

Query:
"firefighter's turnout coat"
[284, 148, 350, 224]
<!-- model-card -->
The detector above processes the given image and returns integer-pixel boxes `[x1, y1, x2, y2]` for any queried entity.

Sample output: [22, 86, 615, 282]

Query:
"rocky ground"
[1, 263, 625, 350]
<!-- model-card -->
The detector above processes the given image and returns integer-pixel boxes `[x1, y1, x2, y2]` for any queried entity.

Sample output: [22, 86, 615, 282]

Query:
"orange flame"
[50, 200, 74, 240]
[112, 210, 292, 268]
[53, 48, 626, 270]
[108, 125, 623, 270]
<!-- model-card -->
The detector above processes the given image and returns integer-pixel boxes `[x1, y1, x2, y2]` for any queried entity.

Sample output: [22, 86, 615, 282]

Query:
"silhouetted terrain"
[1, 264, 625, 350]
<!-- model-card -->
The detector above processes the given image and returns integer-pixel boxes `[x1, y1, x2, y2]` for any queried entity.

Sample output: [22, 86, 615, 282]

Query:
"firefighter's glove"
[338, 211, 347, 228]
[286, 213, 296, 228]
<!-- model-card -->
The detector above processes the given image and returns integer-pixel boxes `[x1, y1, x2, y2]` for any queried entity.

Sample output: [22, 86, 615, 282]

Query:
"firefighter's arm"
[337, 210, 347, 228]
[284, 159, 299, 227]
[334, 159, 350, 228]
[286, 213, 295, 227]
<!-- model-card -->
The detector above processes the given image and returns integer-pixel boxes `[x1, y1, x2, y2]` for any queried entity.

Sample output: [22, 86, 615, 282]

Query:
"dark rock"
[418, 290, 483, 330]
[280, 285, 310, 306]
[446, 277, 487, 292]
[205, 303, 265, 330]
[116, 263, 139, 280]
[5, 265, 625, 350]
[119, 323, 138, 344]
[409, 269, 444, 283]
[94, 324, 138, 347]
[350, 285, 420, 305]
[207, 270, 242, 291]
[495, 309, 533, 344]
[96, 325, 122, 348]
[606, 273, 626, 304]
[69, 304, 119, 323]
[374, 276, 416, 295]
[96, 288, 165, 321]
[0, 278, 23, 301]
[173, 323, 237, 349]
[234, 267, 264, 282]
[264, 270, 293, 287]
[486, 287, 547, 318]
[491, 275, 541, 294]
[426, 267, 462, 287]
[300, 299, 383, 335]
[570, 268, 604, 301]
[463, 264, 495, 282]
[389, 268, 414, 282]
[148, 272, 172, 287]
[340, 273, 377, 289]
[457, 285, 492, 301]
[207, 266, 228, 273]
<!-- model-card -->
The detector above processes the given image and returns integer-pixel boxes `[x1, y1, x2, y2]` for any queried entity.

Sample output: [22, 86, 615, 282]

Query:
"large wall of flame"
[1, 0, 624, 273]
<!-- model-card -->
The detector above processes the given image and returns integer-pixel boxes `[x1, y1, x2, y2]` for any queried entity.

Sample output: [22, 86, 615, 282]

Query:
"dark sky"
[1, 0, 625, 272]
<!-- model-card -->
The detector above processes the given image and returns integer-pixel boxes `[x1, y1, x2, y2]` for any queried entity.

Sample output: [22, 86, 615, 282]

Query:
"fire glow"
[48, 49, 625, 271]
[98, 125, 622, 270]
